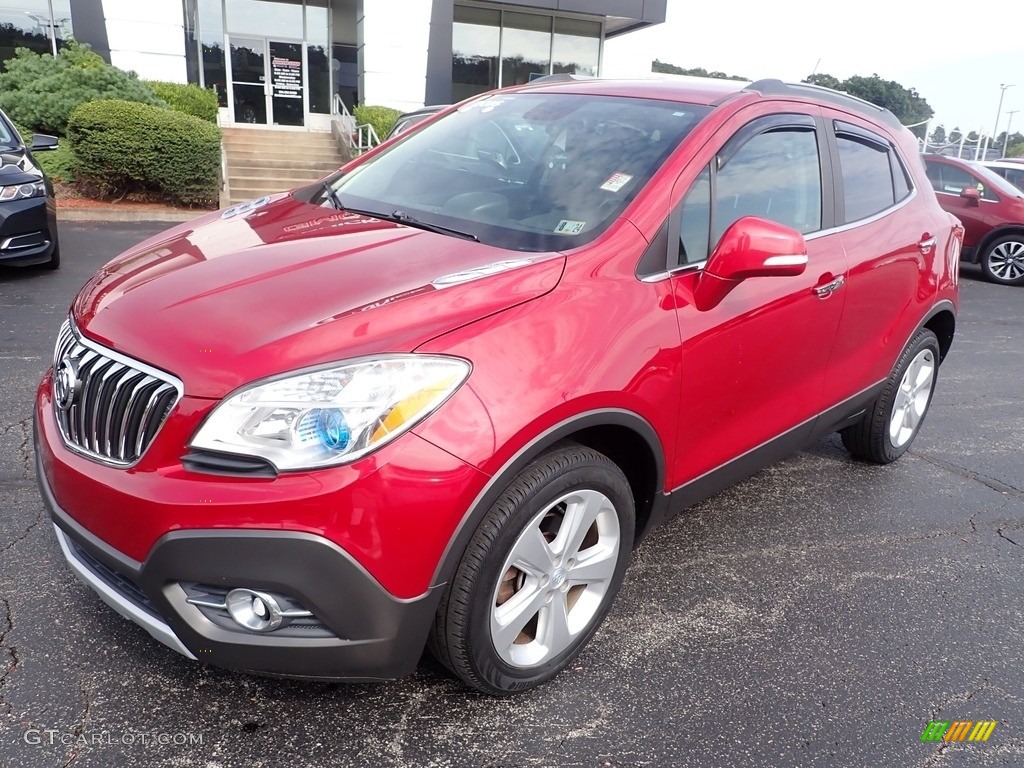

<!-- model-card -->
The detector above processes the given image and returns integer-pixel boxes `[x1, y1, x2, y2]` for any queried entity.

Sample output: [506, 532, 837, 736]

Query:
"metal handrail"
[331, 94, 381, 154]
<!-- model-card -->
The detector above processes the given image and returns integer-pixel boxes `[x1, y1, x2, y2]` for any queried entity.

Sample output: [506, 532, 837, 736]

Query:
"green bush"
[0, 40, 162, 135]
[68, 100, 220, 207]
[34, 142, 76, 183]
[354, 105, 402, 142]
[146, 81, 218, 123]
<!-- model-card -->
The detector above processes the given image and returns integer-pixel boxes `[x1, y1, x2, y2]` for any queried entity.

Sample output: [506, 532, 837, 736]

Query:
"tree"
[800, 72, 933, 127]
[0, 39, 162, 135]
[652, 60, 747, 81]
[929, 125, 946, 145]
[949, 127, 962, 144]
[804, 73, 842, 91]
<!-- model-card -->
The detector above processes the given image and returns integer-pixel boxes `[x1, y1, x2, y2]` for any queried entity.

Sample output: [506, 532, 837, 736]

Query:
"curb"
[58, 208, 202, 223]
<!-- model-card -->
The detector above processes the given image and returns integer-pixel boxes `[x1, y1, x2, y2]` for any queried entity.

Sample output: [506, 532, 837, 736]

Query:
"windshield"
[323, 93, 710, 251]
[0, 115, 17, 148]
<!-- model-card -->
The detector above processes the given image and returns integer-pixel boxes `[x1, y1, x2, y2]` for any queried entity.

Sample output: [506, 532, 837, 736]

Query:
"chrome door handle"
[919, 236, 936, 254]
[814, 275, 845, 298]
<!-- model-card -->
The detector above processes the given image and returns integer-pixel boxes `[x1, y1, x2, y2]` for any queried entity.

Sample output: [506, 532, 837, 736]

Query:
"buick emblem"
[54, 357, 80, 412]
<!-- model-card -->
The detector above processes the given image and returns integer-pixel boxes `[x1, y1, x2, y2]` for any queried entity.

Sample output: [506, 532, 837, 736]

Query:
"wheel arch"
[921, 303, 956, 363]
[975, 225, 1024, 264]
[430, 409, 666, 589]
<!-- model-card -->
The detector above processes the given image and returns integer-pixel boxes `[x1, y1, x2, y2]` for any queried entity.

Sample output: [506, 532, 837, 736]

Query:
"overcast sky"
[603, 0, 1024, 137]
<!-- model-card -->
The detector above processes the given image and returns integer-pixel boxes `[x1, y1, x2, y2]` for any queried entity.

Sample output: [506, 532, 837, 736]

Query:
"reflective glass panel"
[501, 12, 551, 87]
[452, 6, 499, 102]
[552, 17, 600, 77]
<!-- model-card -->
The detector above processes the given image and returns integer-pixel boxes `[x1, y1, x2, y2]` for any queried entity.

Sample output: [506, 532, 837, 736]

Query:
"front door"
[229, 37, 305, 127]
[667, 107, 848, 485]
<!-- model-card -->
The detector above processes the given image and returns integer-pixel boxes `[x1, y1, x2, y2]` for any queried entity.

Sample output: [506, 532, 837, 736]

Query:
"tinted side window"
[713, 128, 822, 243]
[1002, 167, 1024, 192]
[891, 152, 912, 202]
[926, 161, 998, 201]
[835, 134, 894, 221]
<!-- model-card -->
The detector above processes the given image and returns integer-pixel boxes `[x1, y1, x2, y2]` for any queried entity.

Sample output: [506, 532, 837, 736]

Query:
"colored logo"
[921, 720, 997, 742]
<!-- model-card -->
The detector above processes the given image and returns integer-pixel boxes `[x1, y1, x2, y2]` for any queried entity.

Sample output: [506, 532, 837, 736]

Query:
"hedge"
[354, 105, 402, 143]
[68, 100, 220, 207]
[145, 81, 219, 123]
[0, 40, 162, 136]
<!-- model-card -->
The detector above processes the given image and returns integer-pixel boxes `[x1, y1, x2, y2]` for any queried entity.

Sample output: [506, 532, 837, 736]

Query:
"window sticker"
[555, 220, 586, 235]
[457, 96, 510, 114]
[600, 172, 633, 193]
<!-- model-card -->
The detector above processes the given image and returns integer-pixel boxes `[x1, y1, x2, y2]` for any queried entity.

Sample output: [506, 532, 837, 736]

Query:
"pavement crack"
[914, 452, 1024, 501]
[60, 667, 94, 768]
[1, 416, 33, 480]
[997, 527, 1021, 548]
[0, 596, 18, 718]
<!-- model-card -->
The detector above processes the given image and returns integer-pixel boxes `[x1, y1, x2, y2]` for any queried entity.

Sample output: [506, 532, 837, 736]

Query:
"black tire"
[980, 234, 1024, 286]
[429, 443, 634, 695]
[841, 329, 940, 463]
[44, 241, 60, 270]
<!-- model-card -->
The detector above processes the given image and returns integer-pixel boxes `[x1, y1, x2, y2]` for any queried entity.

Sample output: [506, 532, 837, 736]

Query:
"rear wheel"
[841, 329, 940, 463]
[980, 235, 1024, 286]
[429, 443, 634, 694]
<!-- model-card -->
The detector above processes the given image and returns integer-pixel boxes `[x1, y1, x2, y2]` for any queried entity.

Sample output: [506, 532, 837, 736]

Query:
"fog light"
[225, 588, 285, 632]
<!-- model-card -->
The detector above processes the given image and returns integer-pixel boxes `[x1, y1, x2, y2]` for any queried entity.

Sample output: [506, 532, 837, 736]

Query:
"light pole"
[1004, 110, 1019, 158]
[988, 83, 1014, 160]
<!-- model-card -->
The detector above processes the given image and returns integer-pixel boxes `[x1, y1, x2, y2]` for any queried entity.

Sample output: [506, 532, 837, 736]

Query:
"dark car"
[386, 105, 448, 139]
[923, 154, 1024, 285]
[37, 78, 959, 694]
[0, 109, 60, 269]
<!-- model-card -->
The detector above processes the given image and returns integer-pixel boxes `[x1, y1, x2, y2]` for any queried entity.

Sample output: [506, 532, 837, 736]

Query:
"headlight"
[0, 181, 46, 201]
[190, 355, 470, 471]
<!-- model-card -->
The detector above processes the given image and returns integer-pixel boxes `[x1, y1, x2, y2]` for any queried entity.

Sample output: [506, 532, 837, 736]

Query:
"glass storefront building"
[0, 0, 664, 130]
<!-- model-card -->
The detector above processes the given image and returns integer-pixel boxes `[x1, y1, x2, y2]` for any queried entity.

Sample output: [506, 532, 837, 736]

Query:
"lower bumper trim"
[53, 524, 197, 661]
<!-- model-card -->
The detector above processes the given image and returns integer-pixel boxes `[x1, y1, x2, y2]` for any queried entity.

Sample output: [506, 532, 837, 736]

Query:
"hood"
[0, 150, 44, 185]
[73, 193, 564, 398]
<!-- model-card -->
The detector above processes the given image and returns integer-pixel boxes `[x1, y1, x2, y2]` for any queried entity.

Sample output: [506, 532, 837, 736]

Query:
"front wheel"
[429, 443, 634, 694]
[980, 235, 1024, 286]
[841, 328, 940, 463]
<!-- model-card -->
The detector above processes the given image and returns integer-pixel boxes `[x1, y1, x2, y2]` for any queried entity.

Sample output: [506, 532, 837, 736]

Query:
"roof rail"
[745, 78, 904, 131]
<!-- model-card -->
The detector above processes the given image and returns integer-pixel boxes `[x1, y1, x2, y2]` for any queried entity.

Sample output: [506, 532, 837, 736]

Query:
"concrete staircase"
[221, 127, 349, 206]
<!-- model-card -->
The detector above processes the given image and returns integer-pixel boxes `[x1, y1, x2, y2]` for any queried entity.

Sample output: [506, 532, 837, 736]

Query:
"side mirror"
[693, 216, 808, 311]
[30, 134, 59, 152]
[959, 186, 981, 205]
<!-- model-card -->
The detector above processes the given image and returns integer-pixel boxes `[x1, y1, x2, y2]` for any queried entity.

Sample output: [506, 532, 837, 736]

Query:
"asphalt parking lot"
[1, 221, 1022, 768]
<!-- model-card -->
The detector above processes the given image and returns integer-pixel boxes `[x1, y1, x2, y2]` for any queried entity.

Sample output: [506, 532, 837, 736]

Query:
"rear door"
[825, 112, 943, 402]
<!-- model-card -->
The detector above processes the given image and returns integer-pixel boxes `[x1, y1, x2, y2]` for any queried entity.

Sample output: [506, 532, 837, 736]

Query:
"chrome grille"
[53, 319, 182, 466]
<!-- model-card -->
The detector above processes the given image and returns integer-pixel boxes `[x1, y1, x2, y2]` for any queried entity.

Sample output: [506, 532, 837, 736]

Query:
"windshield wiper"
[388, 209, 479, 241]
[329, 194, 478, 242]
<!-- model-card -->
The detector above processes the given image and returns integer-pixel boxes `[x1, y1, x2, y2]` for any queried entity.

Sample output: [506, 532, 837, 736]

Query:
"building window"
[306, 0, 330, 114]
[500, 12, 550, 87]
[552, 17, 599, 77]
[198, 0, 226, 106]
[452, 5, 603, 100]
[0, 0, 72, 64]
[452, 5, 499, 103]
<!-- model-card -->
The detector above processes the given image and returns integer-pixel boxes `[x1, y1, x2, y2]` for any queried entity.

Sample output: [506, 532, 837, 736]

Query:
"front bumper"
[0, 194, 56, 266]
[39, 452, 444, 680]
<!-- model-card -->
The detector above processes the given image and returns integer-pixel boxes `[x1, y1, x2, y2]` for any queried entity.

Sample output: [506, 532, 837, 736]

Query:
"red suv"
[36, 78, 960, 694]
[923, 153, 1024, 285]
